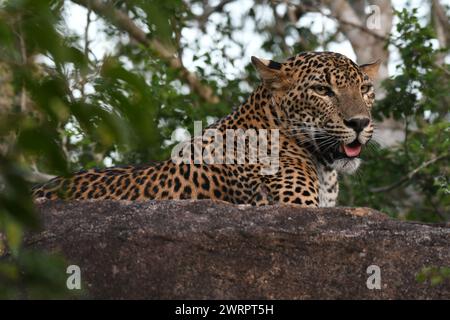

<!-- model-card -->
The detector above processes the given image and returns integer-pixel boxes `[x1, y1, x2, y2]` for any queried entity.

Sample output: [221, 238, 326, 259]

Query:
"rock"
[27, 200, 449, 299]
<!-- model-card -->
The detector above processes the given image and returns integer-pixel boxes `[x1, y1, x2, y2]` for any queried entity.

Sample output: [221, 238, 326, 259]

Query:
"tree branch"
[26, 164, 57, 183]
[370, 154, 450, 193]
[431, 0, 450, 65]
[71, 0, 219, 104]
[293, 2, 388, 41]
[432, 0, 450, 47]
[324, 11, 388, 41]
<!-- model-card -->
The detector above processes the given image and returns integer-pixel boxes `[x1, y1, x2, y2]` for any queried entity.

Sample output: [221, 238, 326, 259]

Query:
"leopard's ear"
[360, 60, 381, 80]
[251, 56, 287, 90]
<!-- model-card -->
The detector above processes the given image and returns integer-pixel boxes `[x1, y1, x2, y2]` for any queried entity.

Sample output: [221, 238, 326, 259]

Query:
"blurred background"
[0, 0, 449, 298]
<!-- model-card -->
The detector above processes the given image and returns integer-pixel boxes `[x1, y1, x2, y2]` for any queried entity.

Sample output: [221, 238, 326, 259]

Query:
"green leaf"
[4, 219, 23, 257]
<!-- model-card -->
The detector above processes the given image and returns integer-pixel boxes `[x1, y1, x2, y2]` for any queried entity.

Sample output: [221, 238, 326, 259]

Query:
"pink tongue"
[343, 144, 362, 157]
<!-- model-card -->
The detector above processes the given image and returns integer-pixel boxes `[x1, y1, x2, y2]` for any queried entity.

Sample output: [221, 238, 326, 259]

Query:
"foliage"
[0, 0, 214, 299]
[0, 1, 448, 298]
[417, 266, 450, 286]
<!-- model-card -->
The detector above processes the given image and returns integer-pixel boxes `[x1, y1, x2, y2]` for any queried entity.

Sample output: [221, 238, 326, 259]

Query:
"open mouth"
[338, 140, 362, 158]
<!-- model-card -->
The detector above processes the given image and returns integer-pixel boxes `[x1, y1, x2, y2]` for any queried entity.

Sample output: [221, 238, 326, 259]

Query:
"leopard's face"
[252, 52, 380, 174]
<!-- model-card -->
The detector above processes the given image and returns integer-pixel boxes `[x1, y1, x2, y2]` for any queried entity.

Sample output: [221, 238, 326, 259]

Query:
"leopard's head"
[252, 51, 380, 174]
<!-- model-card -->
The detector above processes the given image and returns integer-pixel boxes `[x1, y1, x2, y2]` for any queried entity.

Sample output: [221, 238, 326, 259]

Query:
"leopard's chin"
[330, 157, 361, 174]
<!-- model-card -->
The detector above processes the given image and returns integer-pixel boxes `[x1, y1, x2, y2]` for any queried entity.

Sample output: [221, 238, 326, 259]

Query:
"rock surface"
[28, 200, 450, 299]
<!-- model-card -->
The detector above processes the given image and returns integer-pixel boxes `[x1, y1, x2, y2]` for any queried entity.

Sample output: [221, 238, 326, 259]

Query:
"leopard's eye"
[361, 84, 372, 94]
[312, 85, 335, 97]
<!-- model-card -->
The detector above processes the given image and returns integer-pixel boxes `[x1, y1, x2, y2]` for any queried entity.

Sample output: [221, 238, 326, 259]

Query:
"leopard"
[32, 51, 380, 207]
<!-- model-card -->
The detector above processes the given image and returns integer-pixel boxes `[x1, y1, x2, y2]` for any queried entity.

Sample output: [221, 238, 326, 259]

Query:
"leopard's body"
[32, 52, 379, 207]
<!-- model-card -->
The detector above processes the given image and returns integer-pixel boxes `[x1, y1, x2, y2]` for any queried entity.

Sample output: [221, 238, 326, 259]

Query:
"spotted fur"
[32, 52, 379, 207]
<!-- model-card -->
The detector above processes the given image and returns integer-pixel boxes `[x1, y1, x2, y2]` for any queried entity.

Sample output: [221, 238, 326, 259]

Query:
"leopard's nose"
[344, 117, 370, 133]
